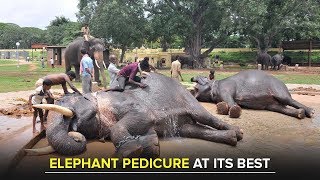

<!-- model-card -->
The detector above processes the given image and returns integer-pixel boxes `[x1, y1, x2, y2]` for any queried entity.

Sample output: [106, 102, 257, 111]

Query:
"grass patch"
[0, 62, 318, 93]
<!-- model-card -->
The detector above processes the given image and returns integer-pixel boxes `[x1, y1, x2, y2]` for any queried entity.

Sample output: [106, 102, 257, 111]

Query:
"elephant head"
[26, 94, 100, 155]
[191, 76, 219, 103]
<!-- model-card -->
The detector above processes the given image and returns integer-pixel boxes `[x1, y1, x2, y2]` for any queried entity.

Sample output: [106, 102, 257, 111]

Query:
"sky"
[0, 0, 78, 29]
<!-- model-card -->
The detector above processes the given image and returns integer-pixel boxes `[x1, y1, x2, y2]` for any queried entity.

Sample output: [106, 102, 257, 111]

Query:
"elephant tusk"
[95, 59, 101, 68]
[25, 145, 55, 156]
[32, 104, 74, 117]
[68, 131, 86, 142]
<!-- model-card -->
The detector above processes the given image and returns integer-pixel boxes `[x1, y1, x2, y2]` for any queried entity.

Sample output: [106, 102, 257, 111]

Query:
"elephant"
[25, 73, 243, 157]
[64, 37, 110, 87]
[282, 55, 292, 66]
[171, 55, 194, 69]
[271, 54, 284, 70]
[256, 52, 271, 70]
[191, 70, 314, 119]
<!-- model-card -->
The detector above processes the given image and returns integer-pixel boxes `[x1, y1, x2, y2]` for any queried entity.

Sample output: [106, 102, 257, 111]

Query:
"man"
[50, 57, 54, 68]
[80, 48, 94, 94]
[34, 71, 81, 121]
[107, 54, 120, 87]
[81, 23, 91, 41]
[29, 79, 54, 133]
[107, 57, 150, 92]
[36, 71, 81, 95]
[171, 55, 184, 81]
[41, 57, 45, 68]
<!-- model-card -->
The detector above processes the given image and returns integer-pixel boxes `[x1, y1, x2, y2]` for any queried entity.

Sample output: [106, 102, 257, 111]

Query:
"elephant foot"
[217, 102, 229, 115]
[115, 134, 160, 158]
[305, 108, 315, 118]
[229, 105, 242, 118]
[222, 130, 238, 146]
[116, 139, 143, 158]
[224, 125, 243, 141]
[138, 134, 160, 158]
[297, 109, 306, 119]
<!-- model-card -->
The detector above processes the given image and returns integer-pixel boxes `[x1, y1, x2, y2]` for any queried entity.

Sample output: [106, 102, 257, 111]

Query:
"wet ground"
[0, 93, 317, 177]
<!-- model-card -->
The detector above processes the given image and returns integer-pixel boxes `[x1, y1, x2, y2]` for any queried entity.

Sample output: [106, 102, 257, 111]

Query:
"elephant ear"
[191, 76, 209, 86]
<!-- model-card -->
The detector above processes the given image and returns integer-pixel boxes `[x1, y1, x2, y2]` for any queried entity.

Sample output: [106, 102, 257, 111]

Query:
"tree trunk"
[161, 37, 169, 52]
[187, 28, 202, 68]
[119, 46, 127, 63]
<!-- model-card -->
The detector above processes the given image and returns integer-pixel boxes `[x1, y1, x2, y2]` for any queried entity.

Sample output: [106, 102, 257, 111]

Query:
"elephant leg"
[65, 63, 71, 73]
[99, 68, 107, 89]
[275, 97, 315, 118]
[74, 65, 81, 82]
[110, 114, 159, 158]
[179, 123, 237, 146]
[189, 111, 243, 141]
[266, 104, 306, 119]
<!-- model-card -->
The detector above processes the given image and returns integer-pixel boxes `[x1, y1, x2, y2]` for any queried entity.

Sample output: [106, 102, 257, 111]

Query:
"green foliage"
[208, 50, 320, 65]
[45, 16, 81, 46]
[231, 0, 320, 51]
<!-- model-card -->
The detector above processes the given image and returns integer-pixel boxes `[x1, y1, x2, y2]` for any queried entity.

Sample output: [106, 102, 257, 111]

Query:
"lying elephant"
[26, 73, 243, 157]
[191, 70, 314, 119]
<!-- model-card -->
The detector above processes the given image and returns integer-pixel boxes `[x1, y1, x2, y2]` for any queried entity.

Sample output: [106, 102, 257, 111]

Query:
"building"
[46, 46, 66, 67]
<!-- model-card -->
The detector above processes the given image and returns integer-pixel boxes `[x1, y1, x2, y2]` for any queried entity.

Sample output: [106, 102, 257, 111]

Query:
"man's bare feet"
[40, 125, 46, 131]
[33, 129, 39, 134]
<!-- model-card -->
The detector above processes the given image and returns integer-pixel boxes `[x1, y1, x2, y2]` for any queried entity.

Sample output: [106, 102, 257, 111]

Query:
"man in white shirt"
[28, 79, 54, 133]
[107, 54, 120, 86]
[50, 58, 54, 68]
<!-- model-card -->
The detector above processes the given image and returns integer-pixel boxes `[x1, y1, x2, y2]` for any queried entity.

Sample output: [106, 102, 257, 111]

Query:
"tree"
[20, 27, 46, 48]
[145, 0, 234, 67]
[45, 16, 81, 45]
[145, 2, 187, 51]
[230, 0, 320, 53]
[0, 23, 22, 49]
[81, 0, 147, 62]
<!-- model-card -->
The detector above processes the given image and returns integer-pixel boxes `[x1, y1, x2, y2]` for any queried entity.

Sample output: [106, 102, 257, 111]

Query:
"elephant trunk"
[46, 115, 86, 156]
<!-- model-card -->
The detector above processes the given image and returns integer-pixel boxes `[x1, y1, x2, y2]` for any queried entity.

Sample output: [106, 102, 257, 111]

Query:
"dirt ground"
[0, 75, 319, 177]
[0, 91, 318, 177]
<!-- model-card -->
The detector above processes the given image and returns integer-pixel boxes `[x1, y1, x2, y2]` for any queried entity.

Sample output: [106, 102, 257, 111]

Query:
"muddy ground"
[0, 83, 319, 177]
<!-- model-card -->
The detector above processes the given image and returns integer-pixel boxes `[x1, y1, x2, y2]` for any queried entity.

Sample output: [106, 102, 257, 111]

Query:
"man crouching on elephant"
[106, 57, 150, 92]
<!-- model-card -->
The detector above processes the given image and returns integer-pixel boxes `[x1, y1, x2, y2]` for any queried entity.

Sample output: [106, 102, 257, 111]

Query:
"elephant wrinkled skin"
[29, 73, 243, 158]
[191, 70, 314, 119]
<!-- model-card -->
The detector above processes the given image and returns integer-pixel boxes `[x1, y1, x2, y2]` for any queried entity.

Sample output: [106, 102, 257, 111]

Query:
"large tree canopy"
[78, 0, 147, 62]
[45, 16, 81, 46]
[230, 0, 320, 53]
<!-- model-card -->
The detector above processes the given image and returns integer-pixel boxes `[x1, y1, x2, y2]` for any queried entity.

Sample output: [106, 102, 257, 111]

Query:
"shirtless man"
[36, 70, 81, 95]
[35, 71, 81, 121]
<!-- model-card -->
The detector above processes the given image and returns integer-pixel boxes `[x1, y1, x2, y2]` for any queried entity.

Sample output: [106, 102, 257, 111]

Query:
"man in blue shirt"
[80, 48, 94, 94]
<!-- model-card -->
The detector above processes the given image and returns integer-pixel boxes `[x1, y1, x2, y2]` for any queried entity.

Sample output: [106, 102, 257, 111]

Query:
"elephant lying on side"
[191, 70, 314, 119]
[26, 73, 243, 157]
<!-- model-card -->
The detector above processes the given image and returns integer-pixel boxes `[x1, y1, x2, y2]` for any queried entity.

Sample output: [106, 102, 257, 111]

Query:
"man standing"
[107, 54, 120, 87]
[171, 55, 184, 81]
[29, 79, 54, 133]
[50, 57, 54, 68]
[41, 57, 45, 68]
[80, 48, 94, 94]
[34, 71, 82, 121]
